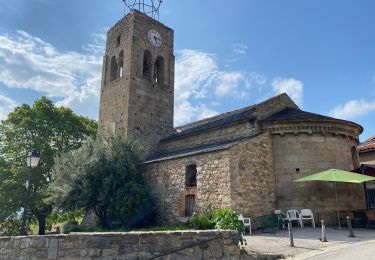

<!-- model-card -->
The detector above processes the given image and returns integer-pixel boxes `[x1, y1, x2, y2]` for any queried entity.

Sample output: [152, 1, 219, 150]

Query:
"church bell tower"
[98, 3, 174, 155]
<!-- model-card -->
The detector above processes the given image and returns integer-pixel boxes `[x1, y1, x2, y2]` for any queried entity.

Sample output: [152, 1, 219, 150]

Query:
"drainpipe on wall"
[361, 164, 369, 210]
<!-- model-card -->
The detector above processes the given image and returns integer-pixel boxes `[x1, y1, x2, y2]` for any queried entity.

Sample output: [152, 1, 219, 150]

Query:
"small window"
[185, 164, 197, 188]
[143, 50, 152, 80]
[153, 56, 164, 84]
[118, 50, 124, 78]
[116, 35, 121, 47]
[110, 56, 118, 82]
[103, 55, 108, 84]
[185, 195, 195, 217]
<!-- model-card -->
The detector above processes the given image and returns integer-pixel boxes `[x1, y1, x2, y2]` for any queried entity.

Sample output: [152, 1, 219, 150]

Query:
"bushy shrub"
[0, 214, 22, 236]
[49, 131, 157, 230]
[189, 206, 246, 245]
[211, 209, 246, 245]
[190, 213, 215, 230]
[60, 221, 79, 234]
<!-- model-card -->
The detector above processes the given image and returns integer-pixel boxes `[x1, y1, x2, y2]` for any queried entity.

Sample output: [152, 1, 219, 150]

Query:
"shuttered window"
[185, 195, 195, 217]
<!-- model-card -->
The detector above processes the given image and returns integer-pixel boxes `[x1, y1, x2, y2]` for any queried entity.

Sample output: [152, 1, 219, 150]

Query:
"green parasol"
[295, 169, 375, 229]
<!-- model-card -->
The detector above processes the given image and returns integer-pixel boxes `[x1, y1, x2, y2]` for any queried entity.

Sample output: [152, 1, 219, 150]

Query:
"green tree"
[49, 132, 156, 229]
[0, 97, 97, 235]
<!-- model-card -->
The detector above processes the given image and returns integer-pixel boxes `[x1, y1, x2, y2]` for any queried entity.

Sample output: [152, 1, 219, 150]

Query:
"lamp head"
[26, 150, 40, 168]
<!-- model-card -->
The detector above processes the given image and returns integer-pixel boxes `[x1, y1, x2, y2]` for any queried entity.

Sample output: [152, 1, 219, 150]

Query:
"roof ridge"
[263, 107, 363, 131]
[145, 133, 262, 164]
[358, 135, 375, 148]
[174, 93, 288, 132]
[174, 104, 256, 132]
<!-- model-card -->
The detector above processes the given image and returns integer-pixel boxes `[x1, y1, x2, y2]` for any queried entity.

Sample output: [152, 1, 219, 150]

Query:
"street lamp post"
[19, 150, 40, 236]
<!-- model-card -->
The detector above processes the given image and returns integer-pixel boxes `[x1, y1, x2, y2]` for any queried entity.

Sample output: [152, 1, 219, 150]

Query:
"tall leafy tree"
[49, 132, 156, 229]
[0, 97, 97, 235]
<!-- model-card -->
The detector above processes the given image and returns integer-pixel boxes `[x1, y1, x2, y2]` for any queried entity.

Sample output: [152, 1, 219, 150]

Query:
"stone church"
[98, 11, 365, 224]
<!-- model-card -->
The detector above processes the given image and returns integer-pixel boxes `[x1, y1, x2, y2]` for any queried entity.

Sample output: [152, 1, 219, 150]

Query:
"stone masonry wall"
[141, 149, 231, 223]
[272, 132, 365, 224]
[0, 230, 240, 260]
[253, 93, 299, 121]
[98, 11, 175, 156]
[228, 133, 276, 219]
[142, 133, 277, 225]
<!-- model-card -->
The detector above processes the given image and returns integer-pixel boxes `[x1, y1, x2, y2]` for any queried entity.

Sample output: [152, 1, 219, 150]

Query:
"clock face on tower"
[147, 29, 162, 47]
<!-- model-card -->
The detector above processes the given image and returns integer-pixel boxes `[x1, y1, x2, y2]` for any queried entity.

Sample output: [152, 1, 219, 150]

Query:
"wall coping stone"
[0, 230, 241, 260]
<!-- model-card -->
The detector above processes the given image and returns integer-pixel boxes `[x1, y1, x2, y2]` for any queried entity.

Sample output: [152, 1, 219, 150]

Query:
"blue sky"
[0, 0, 374, 141]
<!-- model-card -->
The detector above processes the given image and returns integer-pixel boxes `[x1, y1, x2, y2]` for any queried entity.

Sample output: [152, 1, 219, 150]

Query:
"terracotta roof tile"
[358, 135, 375, 152]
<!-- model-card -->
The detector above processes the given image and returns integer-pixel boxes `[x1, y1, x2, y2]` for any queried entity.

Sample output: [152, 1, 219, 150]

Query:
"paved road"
[304, 241, 375, 260]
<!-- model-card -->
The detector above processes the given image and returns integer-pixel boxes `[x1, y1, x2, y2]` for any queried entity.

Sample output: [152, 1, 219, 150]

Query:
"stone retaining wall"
[0, 230, 240, 260]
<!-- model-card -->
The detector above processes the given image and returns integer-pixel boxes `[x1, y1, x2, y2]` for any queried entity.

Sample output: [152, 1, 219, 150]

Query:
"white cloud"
[226, 58, 240, 63]
[0, 31, 305, 128]
[232, 43, 248, 55]
[173, 100, 219, 126]
[271, 78, 303, 107]
[174, 49, 250, 125]
[214, 72, 249, 97]
[329, 99, 375, 120]
[0, 30, 104, 118]
[250, 72, 267, 85]
[175, 50, 217, 100]
[0, 94, 17, 120]
[197, 105, 219, 120]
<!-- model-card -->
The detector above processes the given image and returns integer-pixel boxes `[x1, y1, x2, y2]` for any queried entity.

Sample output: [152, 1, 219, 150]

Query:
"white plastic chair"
[287, 209, 303, 228]
[239, 214, 252, 235]
[300, 209, 316, 228]
[274, 210, 288, 228]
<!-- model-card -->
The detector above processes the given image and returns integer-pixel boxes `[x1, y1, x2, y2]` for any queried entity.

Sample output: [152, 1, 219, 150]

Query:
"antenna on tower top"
[122, 0, 163, 20]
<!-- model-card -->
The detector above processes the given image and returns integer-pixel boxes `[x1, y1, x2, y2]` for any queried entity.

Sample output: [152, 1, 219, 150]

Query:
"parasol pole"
[334, 181, 341, 229]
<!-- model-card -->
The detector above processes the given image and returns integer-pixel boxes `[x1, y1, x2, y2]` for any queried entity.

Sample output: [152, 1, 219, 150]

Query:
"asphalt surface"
[245, 227, 375, 259]
[303, 241, 375, 260]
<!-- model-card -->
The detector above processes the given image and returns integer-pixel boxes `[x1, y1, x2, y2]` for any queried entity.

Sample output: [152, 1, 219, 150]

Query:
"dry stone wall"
[0, 230, 240, 260]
